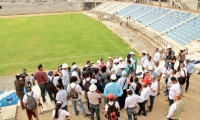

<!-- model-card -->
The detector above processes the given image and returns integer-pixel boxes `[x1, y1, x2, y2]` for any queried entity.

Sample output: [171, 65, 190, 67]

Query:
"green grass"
[0, 13, 139, 76]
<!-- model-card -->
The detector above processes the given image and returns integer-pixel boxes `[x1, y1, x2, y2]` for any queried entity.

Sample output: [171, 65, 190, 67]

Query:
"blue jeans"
[89, 104, 100, 120]
[38, 84, 53, 102]
[72, 99, 86, 115]
[127, 107, 137, 120]
[149, 95, 156, 110]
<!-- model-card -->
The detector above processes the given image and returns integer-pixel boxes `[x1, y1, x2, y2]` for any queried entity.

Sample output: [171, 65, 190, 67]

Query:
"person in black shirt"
[167, 52, 176, 69]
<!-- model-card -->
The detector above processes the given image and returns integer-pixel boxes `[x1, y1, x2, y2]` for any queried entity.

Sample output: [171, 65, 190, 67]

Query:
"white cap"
[122, 71, 127, 76]
[62, 63, 68, 68]
[113, 59, 119, 63]
[167, 45, 171, 48]
[144, 69, 148, 73]
[71, 72, 77, 76]
[119, 57, 123, 60]
[72, 65, 78, 69]
[180, 48, 185, 50]
[130, 51, 135, 54]
[89, 84, 97, 91]
[185, 55, 190, 60]
[108, 57, 112, 59]
[142, 50, 146, 54]
[110, 74, 117, 80]
[120, 64, 125, 68]
[148, 66, 153, 71]
[97, 60, 100, 64]
[91, 61, 94, 64]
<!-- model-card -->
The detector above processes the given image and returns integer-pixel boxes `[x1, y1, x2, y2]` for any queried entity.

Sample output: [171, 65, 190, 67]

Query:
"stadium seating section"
[0, 92, 19, 107]
[93, 2, 200, 46]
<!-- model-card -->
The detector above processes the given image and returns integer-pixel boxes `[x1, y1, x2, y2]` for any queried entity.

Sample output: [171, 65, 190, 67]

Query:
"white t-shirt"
[150, 81, 158, 96]
[154, 66, 163, 77]
[52, 109, 70, 120]
[49, 76, 60, 87]
[105, 101, 120, 111]
[143, 59, 155, 68]
[141, 56, 147, 67]
[114, 64, 121, 76]
[67, 83, 82, 100]
[180, 68, 187, 78]
[56, 90, 68, 108]
[139, 87, 150, 102]
[117, 77, 128, 90]
[169, 83, 181, 100]
[82, 78, 97, 86]
[61, 70, 70, 86]
[26, 76, 30, 81]
[23, 92, 39, 104]
[153, 52, 160, 62]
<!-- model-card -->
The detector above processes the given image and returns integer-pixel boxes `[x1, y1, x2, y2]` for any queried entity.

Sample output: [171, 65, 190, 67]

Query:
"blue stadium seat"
[0, 101, 10, 107]
[9, 100, 19, 105]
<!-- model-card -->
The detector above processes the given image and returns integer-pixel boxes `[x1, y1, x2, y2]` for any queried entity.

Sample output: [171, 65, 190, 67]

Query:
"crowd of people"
[14, 45, 197, 120]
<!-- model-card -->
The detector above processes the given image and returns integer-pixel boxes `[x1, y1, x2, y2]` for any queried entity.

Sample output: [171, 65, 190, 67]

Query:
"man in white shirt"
[154, 61, 163, 95]
[106, 57, 112, 67]
[113, 59, 121, 79]
[147, 75, 158, 112]
[168, 77, 181, 106]
[167, 94, 184, 120]
[119, 57, 125, 65]
[167, 69, 177, 94]
[125, 89, 142, 120]
[67, 76, 90, 117]
[56, 84, 68, 111]
[179, 63, 187, 97]
[153, 48, 160, 62]
[71, 65, 81, 84]
[23, 86, 41, 120]
[137, 83, 150, 116]
[143, 56, 155, 69]
[117, 71, 128, 109]
[141, 50, 147, 71]
[184, 56, 196, 93]
[61, 63, 70, 90]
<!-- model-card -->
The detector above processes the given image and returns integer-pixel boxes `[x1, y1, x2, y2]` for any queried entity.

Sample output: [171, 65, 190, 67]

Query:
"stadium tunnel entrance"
[83, 2, 102, 10]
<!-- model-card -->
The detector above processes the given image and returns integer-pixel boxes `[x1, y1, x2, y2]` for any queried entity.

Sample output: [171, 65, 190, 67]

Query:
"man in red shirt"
[142, 70, 150, 86]
[34, 64, 53, 102]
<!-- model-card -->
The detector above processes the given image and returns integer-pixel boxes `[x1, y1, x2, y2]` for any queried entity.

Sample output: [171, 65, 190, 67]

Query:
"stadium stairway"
[92, 2, 200, 52]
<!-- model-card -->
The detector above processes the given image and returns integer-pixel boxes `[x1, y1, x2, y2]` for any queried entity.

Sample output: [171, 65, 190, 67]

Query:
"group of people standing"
[13, 46, 197, 120]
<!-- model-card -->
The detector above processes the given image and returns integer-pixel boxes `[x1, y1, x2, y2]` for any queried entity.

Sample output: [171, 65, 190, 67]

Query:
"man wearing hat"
[23, 86, 41, 120]
[130, 51, 137, 71]
[70, 62, 81, 77]
[34, 64, 54, 103]
[104, 74, 123, 102]
[125, 59, 135, 77]
[117, 71, 129, 108]
[184, 56, 196, 93]
[87, 84, 101, 120]
[168, 77, 181, 106]
[14, 74, 26, 109]
[71, 65, 81, 84]
[167, 51, 176, 69]
[61, 63, 70, 90]
[113, 59, 121, 79]
[119, 57, 125, 65]
[144, 56, 155, 70]
[147, 75, 158, 112]
[106, 57, 112, 67]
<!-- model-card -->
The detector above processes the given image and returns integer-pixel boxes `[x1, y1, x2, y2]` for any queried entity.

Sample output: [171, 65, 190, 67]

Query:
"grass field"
[0, 13, 139, 76]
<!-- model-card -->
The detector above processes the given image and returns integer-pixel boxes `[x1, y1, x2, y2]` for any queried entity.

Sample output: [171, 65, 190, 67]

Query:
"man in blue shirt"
[104, 74, 123, 102]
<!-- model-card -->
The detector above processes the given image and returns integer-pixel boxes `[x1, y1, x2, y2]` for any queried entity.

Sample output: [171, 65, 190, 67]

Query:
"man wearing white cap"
[119, 64, 126, 77]
[184, 56, 196, 93]
[130, 51, 137, 71]
[141, 50, 147, 71]
[87, 84, 101, 120]
[119, 57, 125, 65]
[104, 74, 123, 102]
[153, 48, 160, 62]
[148, 65, 157, 77]
[61, 63, 70, 90]
[117, 71, 129, 108]
[71, 65, 81, 84]
[113, 59, 121, 79]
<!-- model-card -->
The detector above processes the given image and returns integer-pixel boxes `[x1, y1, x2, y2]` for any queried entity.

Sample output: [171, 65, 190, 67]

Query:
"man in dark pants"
[137, 83, 150, 116]
[34, 64, 53, 103]
[14, 74, 26, 110]
[184, 56, 196, 93]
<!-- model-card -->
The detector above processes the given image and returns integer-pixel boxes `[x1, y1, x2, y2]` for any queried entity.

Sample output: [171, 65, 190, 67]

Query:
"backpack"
[178, 69, 186, 85]
[26, 92, 37, 110]
[47, 77, 57, 93]
[69, 84, 78, 99]
[128, 65, 134, 75]
[84, 79, 92, 92]
[135, 82, 142, 95]
[107, 102, 118, 120]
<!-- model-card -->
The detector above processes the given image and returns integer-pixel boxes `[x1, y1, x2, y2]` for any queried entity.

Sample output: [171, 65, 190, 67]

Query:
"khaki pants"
[180, 84, 185, 96]
[100, 93, 106, 109]
[16, 92, 25, 109]
[157, 78, 161, 93]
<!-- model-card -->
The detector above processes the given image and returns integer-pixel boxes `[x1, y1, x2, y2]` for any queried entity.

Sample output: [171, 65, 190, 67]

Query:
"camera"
[82, 66, 96, 78]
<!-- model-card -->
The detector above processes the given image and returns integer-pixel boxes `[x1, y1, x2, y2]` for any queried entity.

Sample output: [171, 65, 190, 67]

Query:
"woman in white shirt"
[52, 102, 72, 120]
